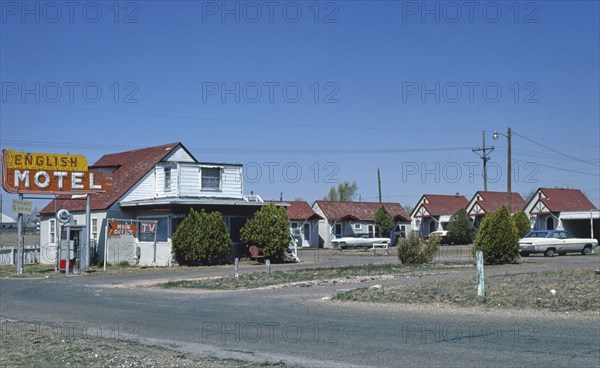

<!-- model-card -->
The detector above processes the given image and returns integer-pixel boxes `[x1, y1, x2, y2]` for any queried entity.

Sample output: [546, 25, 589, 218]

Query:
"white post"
[591, 210, 594, 239]
[152, 220, 158, 267]
[234, 258, 239, 278]
[265, 259, 271, 277]
[82, 194, 91, 272]
[103, 218, 110, 272]
[476, 251, 484, 298]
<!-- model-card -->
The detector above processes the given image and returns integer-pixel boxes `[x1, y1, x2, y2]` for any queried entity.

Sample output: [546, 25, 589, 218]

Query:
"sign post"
[16, 194, 24, 274]
[11, 199, 33, 215]
[1, 149, 110, 274]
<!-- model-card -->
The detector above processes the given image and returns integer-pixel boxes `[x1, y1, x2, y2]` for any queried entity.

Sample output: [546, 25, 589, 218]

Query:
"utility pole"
[493, 127, 512, 211]
[507, 127, 512, 210]
[377, 169, 382, 203]
[472, 130, 494, 191]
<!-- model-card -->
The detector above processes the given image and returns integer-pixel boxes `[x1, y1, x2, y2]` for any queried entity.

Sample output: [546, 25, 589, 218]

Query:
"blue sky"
[1, 0, 599, 217]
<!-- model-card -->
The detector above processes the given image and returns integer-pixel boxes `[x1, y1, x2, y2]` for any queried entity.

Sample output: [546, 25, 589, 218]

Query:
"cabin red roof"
[471, 191, 526, 214]
[268, 201, 323, 220]
[535, 188, 596, 212]
[39, 142, 183, 215]
[314, 201, 410, 222]
[413, 194, 468, 217]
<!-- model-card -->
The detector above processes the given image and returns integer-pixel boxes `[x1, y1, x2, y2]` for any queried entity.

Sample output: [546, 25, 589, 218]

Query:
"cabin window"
[201, 167, 221, 191]
[334, 223, 342, 237]
[353, 223, 361, 230]
[164, 167, 172, 192]
[49, 219, 56, 243]
[290, 222, 300, 235]
[91, 218, 98, 242]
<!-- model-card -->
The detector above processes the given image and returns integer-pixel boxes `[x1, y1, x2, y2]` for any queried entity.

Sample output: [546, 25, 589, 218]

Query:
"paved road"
[1, 252, 599, 367]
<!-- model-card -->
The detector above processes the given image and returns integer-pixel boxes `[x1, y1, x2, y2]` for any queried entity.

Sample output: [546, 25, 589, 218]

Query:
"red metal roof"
[471, 191, 526, 214]
[415, 194, 468, 217]
[268, 201, 323, 220]
[314, 201, 410, 222]
[536, 188, 596, 212]
[39, 142, 182, 215]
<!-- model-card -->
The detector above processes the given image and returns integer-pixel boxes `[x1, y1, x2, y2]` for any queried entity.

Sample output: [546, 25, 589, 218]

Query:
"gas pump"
[59, 225, 85, 274]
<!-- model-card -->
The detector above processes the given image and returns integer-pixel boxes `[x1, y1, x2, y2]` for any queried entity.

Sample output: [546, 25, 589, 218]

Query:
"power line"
[2, 101, 481, 133]
[0, 139, 474, 156]
[512, 159, 600, 177]
[512, 131, 600, 168]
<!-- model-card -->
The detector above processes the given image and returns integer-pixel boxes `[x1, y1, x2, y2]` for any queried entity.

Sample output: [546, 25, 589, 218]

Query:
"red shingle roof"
[268, 201, 323, 220]
[536, 188, 596, 212]
[314, 201, 410, 222]
[39, 142, 183, 215]
[471, 191, 526, 214]
[414, 194, 468, 217]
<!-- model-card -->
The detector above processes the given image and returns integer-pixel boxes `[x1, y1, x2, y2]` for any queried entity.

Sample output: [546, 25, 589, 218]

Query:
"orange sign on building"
[1, 149, 111, 194]
[108, 222, 137, 237]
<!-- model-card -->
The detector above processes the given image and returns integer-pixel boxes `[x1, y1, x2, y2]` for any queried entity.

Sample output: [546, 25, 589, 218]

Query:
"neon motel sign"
[1, 149, 110, 194]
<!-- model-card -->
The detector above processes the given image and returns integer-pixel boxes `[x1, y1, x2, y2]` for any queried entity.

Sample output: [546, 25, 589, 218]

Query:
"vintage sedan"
[331, 233, 391, 250]
[518, 230, 598, 257]
[424, 230, 449, 245]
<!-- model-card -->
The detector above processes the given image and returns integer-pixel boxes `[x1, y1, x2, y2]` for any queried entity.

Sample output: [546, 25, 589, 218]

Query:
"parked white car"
[331, 233, 391, 250]
[518, 230, 598, 257]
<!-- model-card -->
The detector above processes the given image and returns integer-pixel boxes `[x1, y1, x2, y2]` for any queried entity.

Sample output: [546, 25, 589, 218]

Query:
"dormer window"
[201, 167, 221, 191]
[164, 166, 172, 192]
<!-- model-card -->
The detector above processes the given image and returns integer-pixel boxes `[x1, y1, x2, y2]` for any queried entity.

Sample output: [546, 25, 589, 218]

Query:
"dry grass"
[334, 267, 600, 312]
[0, 320, 285, 368]
[161, 264, 455, 290]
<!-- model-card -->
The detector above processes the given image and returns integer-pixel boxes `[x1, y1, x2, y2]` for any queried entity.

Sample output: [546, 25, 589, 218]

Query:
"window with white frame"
[201, 167, 221, 191]
[91, 218, 98, 242]
[353, 223, 361, 230]
[291, 222, 300, 235]
[49, 219, 56, 243]
[164, 166, 172, 192]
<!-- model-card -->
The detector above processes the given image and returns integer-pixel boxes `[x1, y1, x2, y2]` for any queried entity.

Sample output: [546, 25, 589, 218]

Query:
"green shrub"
[472, 206, 520, 265]
[374, 206, 396, 237]
[512, 211, 531, 238]
[172, 208, 231, 265]
[447, 209, 476, 245]
[240, 204, 290, 261]
[397, 231, 439, 264]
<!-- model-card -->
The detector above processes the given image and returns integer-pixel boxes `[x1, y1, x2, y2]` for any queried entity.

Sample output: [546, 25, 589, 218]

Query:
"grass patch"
[0, 321, 285, 368]
[0, 264, 56, 278]
[0, 261, 155, 278]
[161, 263, 454, 290]
[334, 267, 600, 312]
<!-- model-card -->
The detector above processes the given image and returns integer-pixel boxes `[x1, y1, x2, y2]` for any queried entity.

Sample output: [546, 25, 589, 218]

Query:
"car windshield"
[525, 231, 550, 238]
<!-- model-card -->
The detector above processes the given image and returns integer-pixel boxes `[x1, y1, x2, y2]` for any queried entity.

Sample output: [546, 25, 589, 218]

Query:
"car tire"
[520, 252, 530, 257]
[544, 248, 555, 257]
[582, 245, 592, 256]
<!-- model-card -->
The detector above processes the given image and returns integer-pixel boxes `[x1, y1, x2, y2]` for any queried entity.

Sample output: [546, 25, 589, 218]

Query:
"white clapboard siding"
[179, 164, 201, 196]
[219, 166, 243, 198]
[121, 169, 157, 202]
[122, 162, 244, 202]
[164, 146, 195, 163]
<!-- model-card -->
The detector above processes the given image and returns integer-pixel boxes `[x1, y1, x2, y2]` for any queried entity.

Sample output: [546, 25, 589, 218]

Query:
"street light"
[493, 127, 512, 210]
